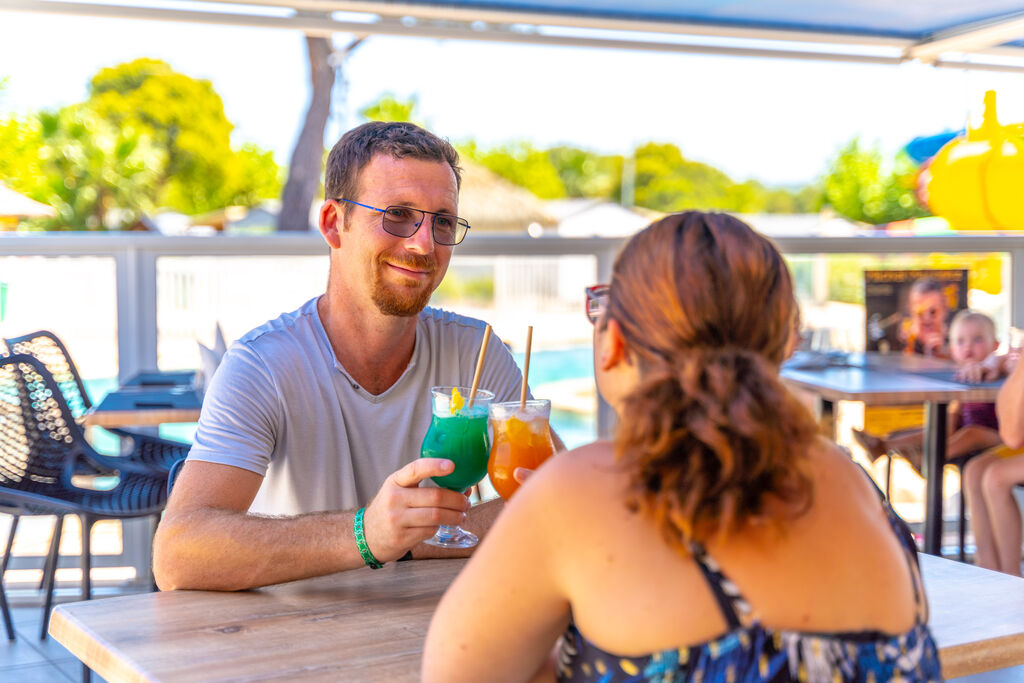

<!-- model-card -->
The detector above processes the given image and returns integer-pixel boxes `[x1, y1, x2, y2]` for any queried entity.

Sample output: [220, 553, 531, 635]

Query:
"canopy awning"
[0, 182, 56, 219]
[5, 0, 1024, 72]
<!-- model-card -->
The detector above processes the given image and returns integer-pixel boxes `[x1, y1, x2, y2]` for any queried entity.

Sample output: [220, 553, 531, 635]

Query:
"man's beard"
[371, 252, 438, 317]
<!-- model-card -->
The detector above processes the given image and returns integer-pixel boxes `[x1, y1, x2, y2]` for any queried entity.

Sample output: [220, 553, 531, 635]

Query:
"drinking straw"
[520, 326, 533, 410]
[467, 325, 492, 407]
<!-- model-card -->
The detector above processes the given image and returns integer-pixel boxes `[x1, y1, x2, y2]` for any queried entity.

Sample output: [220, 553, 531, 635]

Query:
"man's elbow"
[152, 519, 191, 591]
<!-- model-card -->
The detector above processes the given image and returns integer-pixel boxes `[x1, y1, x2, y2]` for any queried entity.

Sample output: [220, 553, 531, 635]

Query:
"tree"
[278, 37, 364, 232]
[822, 137, 928, 224]
[0, 60, 281, 230]
[460, 140, 567, 199]
[360, 93, 419, 124]
[89, 58, 280, 216]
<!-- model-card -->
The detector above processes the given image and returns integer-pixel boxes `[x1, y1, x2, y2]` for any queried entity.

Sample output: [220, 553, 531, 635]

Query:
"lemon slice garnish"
[450, 387, 464, 415]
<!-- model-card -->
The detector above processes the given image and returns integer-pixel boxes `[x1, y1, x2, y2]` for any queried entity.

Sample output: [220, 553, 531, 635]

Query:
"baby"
[855, 309, 1002, 473]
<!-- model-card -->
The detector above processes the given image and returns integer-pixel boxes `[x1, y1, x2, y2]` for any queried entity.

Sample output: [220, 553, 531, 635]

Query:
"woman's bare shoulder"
[804, 436, 887, 507]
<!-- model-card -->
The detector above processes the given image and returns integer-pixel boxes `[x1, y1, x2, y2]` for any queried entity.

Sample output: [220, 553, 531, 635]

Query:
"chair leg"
[884, 455, 893, 500]
[80, 514, 93, 602]
[1, 516, 16, 641]
[40, 515, 63, 591]
[1, 514, 18, 575]
[40, 516, 64, 640]
[959, 479, 968, 563]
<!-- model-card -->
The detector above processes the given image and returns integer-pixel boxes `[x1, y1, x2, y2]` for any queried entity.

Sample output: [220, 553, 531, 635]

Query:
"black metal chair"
[4, 331, 190, 473]
[3, 331, 190, 613]
[0, 354, 170, 640]
[882, 447, 983, 561]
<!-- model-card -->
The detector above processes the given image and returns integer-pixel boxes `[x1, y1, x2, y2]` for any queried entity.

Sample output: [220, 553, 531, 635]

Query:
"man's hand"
[362, 458, 471, 562]
[919, 331, 947, 358]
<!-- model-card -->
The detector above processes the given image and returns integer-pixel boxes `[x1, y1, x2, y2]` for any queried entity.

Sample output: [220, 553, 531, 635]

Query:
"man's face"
[335, 154, 458, 317]
[910, 290, 947, 335]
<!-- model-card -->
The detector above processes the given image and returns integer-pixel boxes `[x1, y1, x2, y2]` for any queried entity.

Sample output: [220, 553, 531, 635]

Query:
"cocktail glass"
[487, 399, 556, 500]
[419, 386, 494, 548]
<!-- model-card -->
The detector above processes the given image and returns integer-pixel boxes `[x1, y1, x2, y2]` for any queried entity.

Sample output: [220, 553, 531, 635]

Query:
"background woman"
[423, 211, 940, 682]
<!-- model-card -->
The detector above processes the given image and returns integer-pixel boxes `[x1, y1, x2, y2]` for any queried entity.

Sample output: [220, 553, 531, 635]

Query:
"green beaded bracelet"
[354, 507, 384, 570]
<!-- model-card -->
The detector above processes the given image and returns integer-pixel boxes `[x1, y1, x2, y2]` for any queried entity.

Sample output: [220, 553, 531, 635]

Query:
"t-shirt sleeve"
[477, 331, 532, 404]
[187, 342, 281, 476]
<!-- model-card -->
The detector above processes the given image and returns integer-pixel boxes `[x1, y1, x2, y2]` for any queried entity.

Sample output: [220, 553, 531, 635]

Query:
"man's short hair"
[909, 277, 945, 298]
[324, 121, 462, 202]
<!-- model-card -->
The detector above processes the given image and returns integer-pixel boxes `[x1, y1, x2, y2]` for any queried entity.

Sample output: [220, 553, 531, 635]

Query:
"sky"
[3, 10, 1024, 186]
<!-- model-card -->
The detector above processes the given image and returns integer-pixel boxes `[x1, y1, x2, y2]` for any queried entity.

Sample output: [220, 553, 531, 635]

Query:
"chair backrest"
[167, 457, 186, 497]
[0, 354, 89, 493]
[4, 331, 93, 419]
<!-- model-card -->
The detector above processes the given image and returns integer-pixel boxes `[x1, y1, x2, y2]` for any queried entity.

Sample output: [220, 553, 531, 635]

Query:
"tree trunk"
[276, 36, 338, 232]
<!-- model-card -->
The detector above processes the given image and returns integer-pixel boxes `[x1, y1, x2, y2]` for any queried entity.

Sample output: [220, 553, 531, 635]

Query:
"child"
[854, 309, 1002, 474]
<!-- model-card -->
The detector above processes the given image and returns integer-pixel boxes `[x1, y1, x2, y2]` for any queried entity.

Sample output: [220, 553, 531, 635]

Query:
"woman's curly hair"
[608, 211, 820, 548]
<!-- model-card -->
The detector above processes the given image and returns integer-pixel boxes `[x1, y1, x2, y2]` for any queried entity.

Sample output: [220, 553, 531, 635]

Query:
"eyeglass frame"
[585, 284, 609, 324]
[334, 198, 471, 246]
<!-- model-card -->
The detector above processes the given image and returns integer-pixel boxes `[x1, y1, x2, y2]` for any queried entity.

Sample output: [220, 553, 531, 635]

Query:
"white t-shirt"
[187, 297, 526, 515]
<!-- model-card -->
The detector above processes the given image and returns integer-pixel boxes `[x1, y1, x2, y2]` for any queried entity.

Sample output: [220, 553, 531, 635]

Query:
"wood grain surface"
[81, 407, 201, 428]
[49, 555, 1024, 681]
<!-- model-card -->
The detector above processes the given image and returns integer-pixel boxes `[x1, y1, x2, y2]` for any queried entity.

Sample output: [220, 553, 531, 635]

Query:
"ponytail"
[616, 346, 819, 549]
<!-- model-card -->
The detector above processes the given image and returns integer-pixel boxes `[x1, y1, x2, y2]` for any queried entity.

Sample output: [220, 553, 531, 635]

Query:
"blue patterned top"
[556, 500, 942, 682]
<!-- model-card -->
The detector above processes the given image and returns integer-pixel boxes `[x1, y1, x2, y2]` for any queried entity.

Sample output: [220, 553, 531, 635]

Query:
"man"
[154, 122, 561, 590]
[899, 278, 951, 358]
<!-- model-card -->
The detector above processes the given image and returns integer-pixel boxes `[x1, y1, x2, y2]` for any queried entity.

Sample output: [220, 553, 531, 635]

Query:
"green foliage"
[431, 267, 494, 304]
[460, 140, 568, 199]
[547, 146, 621, 199]
[88, 58, 280, 214]
[822, 137, 929, 225]
[359, 94, 420, 124]
[0, 59, 281, 230]
[460, 137, 819, 214]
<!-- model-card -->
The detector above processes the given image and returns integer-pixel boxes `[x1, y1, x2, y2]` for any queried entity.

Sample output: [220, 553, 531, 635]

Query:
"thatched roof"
[457, 161, 556, 233]
[0, 182, 56, 219]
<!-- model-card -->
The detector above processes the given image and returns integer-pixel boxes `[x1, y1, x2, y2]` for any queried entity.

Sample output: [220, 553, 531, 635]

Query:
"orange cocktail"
[487, 399, 555, 500]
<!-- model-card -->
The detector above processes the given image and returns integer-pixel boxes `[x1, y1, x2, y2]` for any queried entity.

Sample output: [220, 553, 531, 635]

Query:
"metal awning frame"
[6, 0, 1024, 73]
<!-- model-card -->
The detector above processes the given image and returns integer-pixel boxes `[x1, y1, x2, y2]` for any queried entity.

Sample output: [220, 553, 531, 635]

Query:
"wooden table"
[781, 351, 1003, 555]
[922, 554, 1024, 678]
[82, 406, 201, 428]
[48, 555, 1024, 681]
[82, 376, 202, 428]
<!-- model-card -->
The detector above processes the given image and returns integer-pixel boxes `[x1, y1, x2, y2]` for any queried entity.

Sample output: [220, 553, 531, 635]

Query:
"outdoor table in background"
[781, 351, 1003, 556]
[49, 555, 1024, 681]
[82, 370, 202, 428]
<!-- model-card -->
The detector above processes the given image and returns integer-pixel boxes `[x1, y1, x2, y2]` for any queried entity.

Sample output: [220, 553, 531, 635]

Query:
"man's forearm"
[410, 497, 505, 560]
[153, 507, 368, 591]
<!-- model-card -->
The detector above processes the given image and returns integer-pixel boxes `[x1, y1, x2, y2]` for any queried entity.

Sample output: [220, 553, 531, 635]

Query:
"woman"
[423, 212, 940, 682]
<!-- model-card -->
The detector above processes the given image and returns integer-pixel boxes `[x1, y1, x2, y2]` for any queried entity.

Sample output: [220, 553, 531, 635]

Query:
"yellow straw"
[520, 326, 533, 410]
[468, 325, 492, 408]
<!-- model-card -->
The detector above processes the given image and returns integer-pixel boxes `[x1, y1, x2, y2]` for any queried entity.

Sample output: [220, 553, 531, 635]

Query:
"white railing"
[2, 229, 1023, 433]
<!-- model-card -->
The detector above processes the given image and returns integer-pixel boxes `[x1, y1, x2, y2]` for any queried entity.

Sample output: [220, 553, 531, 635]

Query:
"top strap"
[689, 541, 752, 630]
[856, 463, 929, 623]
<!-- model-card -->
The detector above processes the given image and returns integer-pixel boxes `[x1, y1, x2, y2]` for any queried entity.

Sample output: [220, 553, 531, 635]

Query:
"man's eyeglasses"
[585, 284, 609, 324]
[336, 198, 471, 246]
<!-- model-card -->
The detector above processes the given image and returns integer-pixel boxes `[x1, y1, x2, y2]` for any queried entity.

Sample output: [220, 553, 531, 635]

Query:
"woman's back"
[544, 439, 939, 681]
[554, 439, 914, 646]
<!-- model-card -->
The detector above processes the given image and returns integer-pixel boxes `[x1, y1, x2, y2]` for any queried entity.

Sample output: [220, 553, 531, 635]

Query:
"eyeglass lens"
[585, 286, 608, 323]
[382, 206, 468, 245]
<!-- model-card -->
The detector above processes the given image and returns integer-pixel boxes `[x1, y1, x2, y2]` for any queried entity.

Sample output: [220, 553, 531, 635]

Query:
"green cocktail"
[419, 386, 494, 548]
